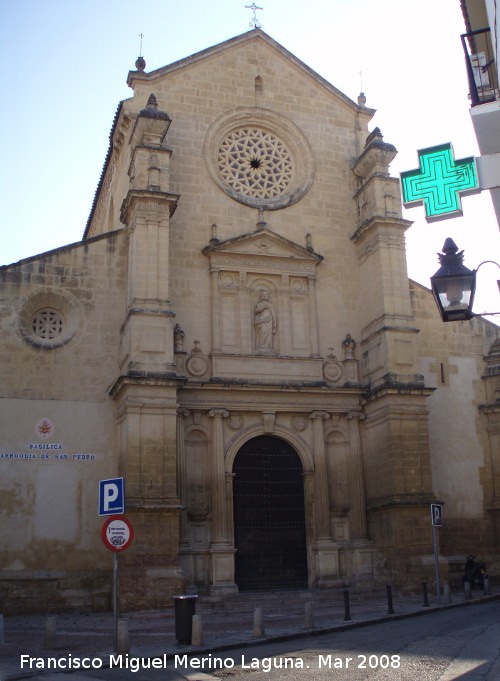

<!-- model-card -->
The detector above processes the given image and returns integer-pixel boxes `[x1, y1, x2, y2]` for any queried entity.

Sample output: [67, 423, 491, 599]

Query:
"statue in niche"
[254, 291, 277, 351]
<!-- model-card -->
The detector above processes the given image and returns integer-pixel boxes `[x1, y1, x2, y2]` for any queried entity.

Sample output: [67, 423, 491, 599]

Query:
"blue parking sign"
[99, 477, 125, 516]
[431, 503, 443, 527]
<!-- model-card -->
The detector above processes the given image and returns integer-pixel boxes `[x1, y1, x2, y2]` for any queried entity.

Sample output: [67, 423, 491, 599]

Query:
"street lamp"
[430, 238, 499, 322]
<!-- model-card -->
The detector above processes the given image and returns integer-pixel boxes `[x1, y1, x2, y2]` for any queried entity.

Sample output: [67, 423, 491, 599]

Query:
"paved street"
[8, 600, 500, 681]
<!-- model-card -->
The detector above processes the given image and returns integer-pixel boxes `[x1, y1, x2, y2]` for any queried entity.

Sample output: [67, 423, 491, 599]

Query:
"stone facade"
[0, 30, 498, 613]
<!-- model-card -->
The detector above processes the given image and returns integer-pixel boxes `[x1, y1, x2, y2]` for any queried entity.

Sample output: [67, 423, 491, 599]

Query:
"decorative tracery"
[217, 128, 293, 199]
[31, 308, 64, 340]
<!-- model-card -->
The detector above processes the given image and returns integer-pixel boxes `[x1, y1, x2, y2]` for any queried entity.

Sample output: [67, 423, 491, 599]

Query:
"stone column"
[208, 409, 230, 544]
[226, 472, 235, 543]
[346, 412, 368, 539]
[240, 272, 252, 355]
[210, 269, 221, 352]
[280, 275, 291, 356]
[307, 276, 320, 357]
[309, 411, 331, 539]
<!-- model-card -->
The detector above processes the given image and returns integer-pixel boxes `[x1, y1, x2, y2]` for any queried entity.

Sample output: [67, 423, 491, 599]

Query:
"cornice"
[120, 189, 180, 223]
[178, 382, 364, 412]
[351, 215, 413, 243]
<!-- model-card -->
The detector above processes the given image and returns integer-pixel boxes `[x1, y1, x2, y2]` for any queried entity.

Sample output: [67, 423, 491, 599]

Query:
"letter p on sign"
[431, 503, 443, 527]
[99, 477, 125, 516]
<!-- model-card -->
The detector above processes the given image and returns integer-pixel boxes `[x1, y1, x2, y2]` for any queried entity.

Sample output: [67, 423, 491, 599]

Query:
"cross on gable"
[400, 143, 480, 222]
[245, 2, 263, 28]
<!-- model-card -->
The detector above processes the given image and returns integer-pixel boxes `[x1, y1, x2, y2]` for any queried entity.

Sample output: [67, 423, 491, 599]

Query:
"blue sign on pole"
[431, 503, 443, 527]
[99, 477, 125, 516]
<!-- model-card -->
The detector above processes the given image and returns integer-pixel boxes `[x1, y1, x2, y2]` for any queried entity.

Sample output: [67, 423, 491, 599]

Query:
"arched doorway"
[233, 435, 308, 590]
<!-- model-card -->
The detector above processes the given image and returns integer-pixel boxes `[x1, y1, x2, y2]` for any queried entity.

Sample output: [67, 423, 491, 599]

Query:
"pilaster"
[208, 409, 237, 595]
[309, 411, 331, 539]
[310, 411, 341, 587]
[176, 408, 190, 546]
[110, 377, 185, 610]
[361, 387, 438, 588]
[208, 409, 230, 544]
[346, 412, 368, 539]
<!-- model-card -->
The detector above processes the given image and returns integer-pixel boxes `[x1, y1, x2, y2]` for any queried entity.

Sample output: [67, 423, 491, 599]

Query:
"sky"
[1, 0, 499, 318]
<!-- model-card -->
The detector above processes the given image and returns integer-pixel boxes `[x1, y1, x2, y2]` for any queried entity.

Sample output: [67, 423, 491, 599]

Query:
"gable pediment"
[127, 30, 375, 116]
[202, 228, 323, 271]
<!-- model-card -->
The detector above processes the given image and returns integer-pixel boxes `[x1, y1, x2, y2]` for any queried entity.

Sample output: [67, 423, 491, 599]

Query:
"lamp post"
[430, 238, 500, 322]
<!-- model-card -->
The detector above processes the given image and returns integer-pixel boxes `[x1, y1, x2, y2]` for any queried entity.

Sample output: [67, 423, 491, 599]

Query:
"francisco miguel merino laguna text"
[20, 654, 305, 673]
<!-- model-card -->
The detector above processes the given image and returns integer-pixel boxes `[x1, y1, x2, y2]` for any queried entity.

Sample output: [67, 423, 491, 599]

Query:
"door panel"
[233, 436, 307, 590]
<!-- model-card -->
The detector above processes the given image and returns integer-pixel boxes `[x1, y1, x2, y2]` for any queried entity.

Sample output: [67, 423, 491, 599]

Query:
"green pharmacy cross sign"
[400, 143, 479, 222]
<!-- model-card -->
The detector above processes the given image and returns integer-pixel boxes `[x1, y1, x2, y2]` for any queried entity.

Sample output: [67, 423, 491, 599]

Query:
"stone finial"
[138, 93, 171, 122]
[342, 333, 356, 359]
[146, 93, 158, 110]
[135, 56, 146, 72]
[358, 92, 367, 107]
[174, 324, 185, 352]
[210, 224, 219, 245]
[352, 127, 397, 179]
[364, 127, 384, 147]
[341, 334, 359, 384]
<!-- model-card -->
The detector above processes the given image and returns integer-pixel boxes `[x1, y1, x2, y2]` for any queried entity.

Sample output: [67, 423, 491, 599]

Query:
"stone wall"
[0, 231, 128, 612]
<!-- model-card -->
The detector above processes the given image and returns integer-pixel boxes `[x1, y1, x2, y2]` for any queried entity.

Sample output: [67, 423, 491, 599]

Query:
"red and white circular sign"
[101, 515, 134, 552]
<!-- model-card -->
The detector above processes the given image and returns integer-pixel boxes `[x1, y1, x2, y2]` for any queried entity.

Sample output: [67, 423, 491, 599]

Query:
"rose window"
[31, 308, 64, 340]
[217, 128, 293, 199]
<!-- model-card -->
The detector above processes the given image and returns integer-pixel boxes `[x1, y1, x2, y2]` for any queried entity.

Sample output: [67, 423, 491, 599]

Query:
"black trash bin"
[172, 595, 198, 644]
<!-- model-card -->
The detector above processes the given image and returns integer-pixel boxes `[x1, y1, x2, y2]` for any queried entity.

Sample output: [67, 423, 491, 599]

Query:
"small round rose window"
[31, 308, 64, 340]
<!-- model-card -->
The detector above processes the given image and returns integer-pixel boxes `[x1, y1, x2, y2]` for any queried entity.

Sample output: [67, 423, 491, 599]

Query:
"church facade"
[1, 30, 499, 613]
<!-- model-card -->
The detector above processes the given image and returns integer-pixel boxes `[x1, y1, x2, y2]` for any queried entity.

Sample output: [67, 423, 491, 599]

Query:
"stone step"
[197, 587, 389, 613]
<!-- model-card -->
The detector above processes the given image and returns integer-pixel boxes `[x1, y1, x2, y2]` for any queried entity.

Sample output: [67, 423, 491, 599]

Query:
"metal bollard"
[464, 580, 472, 601]
[483, 576, 491, 596]
[422, 581, 429, 607]
[386, 584, 395, 614]
[304, 602, 314, 629]
[44, 615, 57, 648]
[343, 589, 351, 621]
[191, 614, 203, 646]
[117, 619, 130, 654]
[443, 580, 451, 604]
[0, 614, 4, 645]
[172, 595, 198, 645]
[252, 607, 265, 637]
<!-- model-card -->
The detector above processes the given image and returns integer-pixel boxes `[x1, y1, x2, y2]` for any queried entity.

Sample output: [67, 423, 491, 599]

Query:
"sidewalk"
[1, 588, 498, 681]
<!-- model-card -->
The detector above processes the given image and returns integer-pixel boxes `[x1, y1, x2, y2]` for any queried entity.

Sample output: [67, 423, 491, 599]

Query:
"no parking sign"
[101, 515, 134, 552]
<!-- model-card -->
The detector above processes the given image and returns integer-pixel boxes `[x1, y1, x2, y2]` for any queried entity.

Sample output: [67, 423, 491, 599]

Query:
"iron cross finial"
[139, 33, 144, 57]
[245, 3, 263, 29]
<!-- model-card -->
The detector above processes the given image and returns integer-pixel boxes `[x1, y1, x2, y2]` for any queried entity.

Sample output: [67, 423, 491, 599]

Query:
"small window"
[19, 292, 78, 350]
[31, 308, 65, 340]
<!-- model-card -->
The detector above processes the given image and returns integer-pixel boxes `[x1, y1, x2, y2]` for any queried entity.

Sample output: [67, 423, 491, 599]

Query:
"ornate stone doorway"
[232, 435, 308, 590]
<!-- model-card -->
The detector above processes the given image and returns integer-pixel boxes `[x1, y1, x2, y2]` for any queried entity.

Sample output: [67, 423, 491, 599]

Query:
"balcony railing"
[461, 27, 498, 107]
